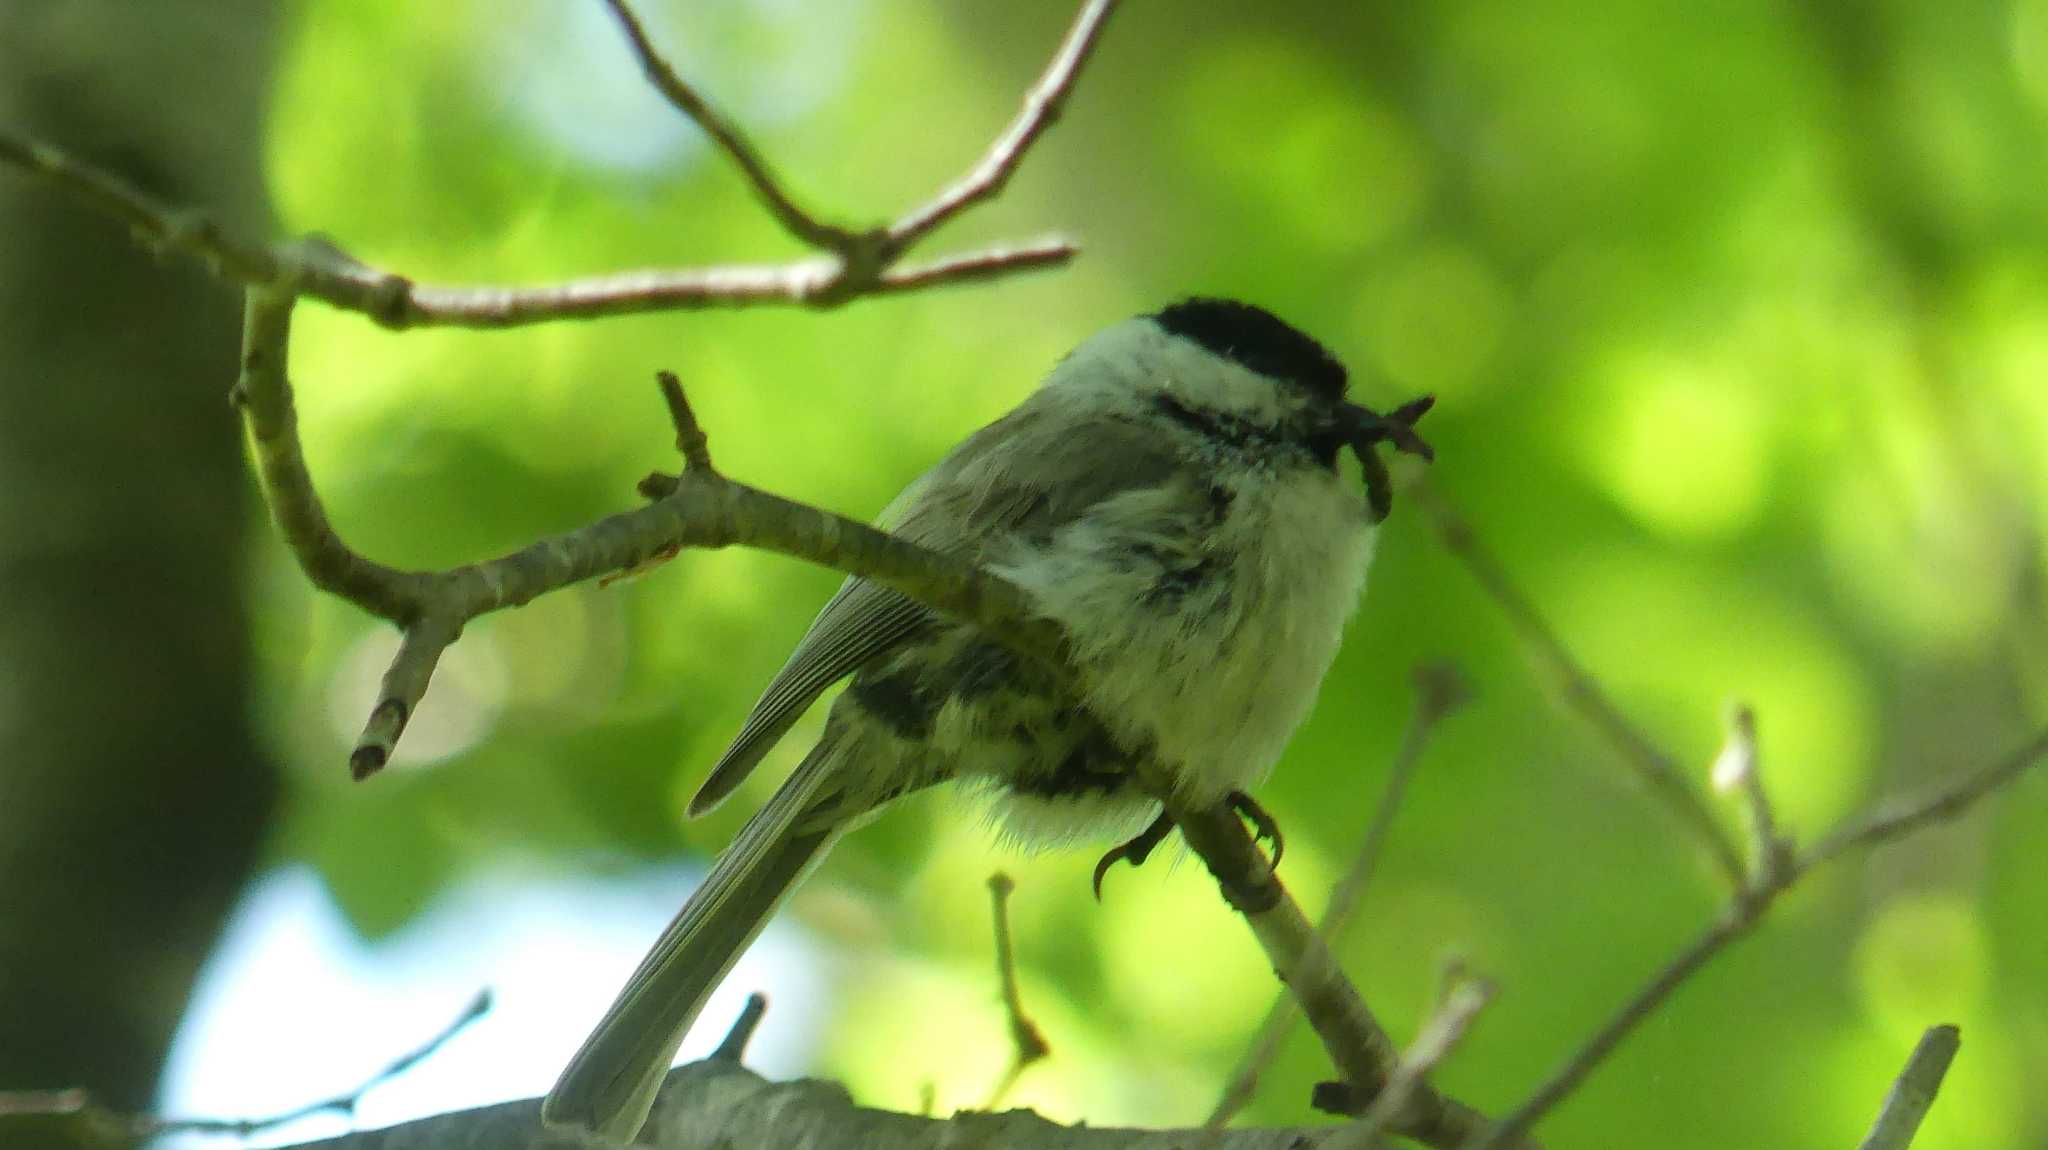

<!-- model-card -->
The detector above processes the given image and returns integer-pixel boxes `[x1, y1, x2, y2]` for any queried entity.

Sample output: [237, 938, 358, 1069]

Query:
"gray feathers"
[545, 309, 1380, 1143]
[687, 403, 1187, 817]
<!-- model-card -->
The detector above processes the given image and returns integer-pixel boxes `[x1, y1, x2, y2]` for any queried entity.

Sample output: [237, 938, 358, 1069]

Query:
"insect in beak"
[1338, 396, 1435, 521]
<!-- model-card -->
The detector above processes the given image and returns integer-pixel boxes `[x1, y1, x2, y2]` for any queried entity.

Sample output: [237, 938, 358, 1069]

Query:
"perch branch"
[1857, 1025, 1961, 1150]
[1162, 795, 1524, 1149]
[1409, 485, 1746, 887]
[1473, 722, 2048, 1148]
[1209, 663, 1470, 1127]
[235, 299, 1065, 774]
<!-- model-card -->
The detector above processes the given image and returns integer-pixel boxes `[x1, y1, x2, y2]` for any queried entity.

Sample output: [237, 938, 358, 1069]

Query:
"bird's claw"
[1091, 810, 1175, 899]
[1227, 789, 1284, 869]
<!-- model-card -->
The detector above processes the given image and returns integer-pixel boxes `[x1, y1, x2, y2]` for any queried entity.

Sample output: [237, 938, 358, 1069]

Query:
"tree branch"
[1409, 485, 1747, 888]
[1856, 1025, 1961, 1150]
[0, 0, 1121, 326]
[1209, 664, 1470, 1128]
[1472, 719, 2048, 1148]
[1163, 796, 1522, 1149]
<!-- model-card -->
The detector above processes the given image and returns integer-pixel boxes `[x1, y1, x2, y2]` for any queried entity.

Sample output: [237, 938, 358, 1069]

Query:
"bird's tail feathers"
[541, 746, 843, 1140]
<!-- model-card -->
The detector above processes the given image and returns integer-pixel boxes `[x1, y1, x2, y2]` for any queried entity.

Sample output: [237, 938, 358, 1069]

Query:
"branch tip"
[656, 371, 715, 472]
[712, 993, 770, 1063]
[1858, 1024, 1960, 1150]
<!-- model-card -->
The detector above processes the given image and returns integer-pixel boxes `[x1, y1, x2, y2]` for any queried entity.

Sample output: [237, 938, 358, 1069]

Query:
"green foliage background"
[246, 1, 2048, 1144]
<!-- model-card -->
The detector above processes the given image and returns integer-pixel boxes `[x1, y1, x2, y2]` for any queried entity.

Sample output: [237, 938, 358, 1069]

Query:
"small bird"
[542, 298, 1431, 1139]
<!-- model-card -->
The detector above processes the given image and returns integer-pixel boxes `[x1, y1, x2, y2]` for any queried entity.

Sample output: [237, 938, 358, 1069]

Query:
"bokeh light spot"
[1854, 894, 1988, 1041]
[1356, 244, 1513, 399]
[1585, 350, 1770, 540]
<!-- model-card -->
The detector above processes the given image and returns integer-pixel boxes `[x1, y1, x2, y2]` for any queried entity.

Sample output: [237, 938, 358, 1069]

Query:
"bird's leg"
[1227, 789, 1284, 869]
[1091, 809, 1175, 899]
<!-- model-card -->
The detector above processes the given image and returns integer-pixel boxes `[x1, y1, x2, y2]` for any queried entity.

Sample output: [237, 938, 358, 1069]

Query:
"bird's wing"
[686, 575, 933, 815]
[686, 403, 1187, 816]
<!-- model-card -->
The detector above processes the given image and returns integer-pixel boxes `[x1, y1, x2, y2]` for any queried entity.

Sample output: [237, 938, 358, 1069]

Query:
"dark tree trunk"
[0, 5, 280, 1140]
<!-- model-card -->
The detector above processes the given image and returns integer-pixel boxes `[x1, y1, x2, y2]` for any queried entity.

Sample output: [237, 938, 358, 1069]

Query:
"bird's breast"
[992, 465, 1375, 803]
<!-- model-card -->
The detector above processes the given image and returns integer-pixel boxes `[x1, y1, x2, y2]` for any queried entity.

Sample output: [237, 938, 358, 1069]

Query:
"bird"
[541, 298, 1432, 1140]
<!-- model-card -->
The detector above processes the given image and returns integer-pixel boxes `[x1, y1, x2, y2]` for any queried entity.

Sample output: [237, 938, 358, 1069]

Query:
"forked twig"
[1473, 724, 2047, 1148]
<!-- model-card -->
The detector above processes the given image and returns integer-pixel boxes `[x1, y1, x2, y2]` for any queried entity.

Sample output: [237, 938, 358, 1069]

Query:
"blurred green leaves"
[244, 0, 2048, 1145]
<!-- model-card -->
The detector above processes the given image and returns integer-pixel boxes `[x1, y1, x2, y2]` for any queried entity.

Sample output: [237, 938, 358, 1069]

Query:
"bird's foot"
[1091, 809, 1175, 899]
[1227, 789, 1284, 869]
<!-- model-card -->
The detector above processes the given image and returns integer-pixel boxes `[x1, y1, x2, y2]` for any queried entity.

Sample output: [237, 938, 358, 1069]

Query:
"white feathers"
[991, 457, 1374, 807]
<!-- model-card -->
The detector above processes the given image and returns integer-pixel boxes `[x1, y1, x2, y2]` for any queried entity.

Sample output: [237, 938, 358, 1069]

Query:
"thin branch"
[1209, 663, 1470, 1128]
[0, 990, 490, 1141]
[351, 615, 460, 779]
[0, 0, 1114, 328]
[1162, 796, 1525, 1150]
[1322, 971, 1496, 1150]
[1710, 702, 1791, 886]
[885, 0, 1120, 254]
[599, 0, 859, 252]
[658, 370, 715, 473]
[711, 993, 770, 1064]
[1804, 725, 2048, 869]
[985, 873, 1051, 1107]
[1474, 724, 2048, 1148]
[1409, 485, 1747, 887]
[1857, 1025, 1961, 1150]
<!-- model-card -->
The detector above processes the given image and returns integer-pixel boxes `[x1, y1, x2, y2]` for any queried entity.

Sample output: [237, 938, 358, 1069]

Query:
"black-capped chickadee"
[542, 299, 1432, 1139]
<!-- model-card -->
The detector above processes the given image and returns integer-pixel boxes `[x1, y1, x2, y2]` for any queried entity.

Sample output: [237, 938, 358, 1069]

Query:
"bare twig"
[599, 0, 859, 252]
[1710, 702, 1791, 886]
[1804, 726, 2048, 868]
[1474, 725, 2048, 1148]
[658, 370, 715, 473]
[0, 989, 490, 1141]
[1857, 1025, 1961, 1150]
[1209, 664, 1470, 1127]
[711, 993, 770, 1064]
[0, 0, 1119, 326]
[1322, 970, 1495, 1150]
[985, 873, 1051, 1107]
[1409, 485, 1746, 887]
[885, 0, 1120, 254]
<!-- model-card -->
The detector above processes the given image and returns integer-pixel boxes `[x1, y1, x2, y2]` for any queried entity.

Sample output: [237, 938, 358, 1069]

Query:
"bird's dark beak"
[1335, 396, 1435, 522]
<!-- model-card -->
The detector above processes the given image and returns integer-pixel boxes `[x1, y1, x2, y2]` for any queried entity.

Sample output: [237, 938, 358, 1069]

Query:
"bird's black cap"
[1149, 298, 1347, 403]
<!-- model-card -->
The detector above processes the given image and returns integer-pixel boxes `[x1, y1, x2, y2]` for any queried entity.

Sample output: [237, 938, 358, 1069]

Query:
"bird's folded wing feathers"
[687, 577, 932, 815]
[686, 405, 1188, 816]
